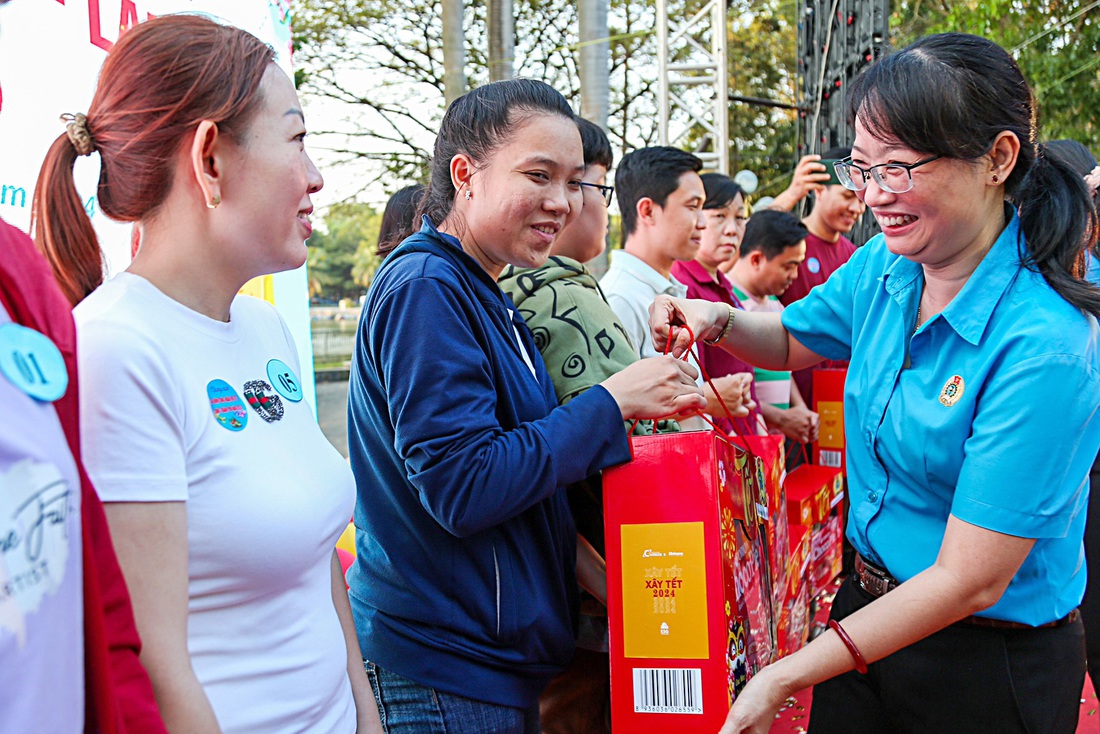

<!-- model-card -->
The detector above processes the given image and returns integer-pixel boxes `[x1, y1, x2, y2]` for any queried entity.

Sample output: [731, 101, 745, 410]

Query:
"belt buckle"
[861, 572, 886, 597]
[856, 555, 892, 597]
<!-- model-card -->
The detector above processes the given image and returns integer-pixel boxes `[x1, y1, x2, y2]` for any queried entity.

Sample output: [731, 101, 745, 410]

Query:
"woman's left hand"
[717, 665, 791, 734]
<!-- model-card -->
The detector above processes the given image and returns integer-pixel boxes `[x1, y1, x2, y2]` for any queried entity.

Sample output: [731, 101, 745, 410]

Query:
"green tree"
[891, 0, 1100, 150]
[307, 202, 384, 301]
[293, 0, 679, 190]
[727, 0, 801, 198]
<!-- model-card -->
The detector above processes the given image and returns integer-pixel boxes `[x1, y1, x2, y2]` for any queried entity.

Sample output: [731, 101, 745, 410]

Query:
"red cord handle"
[626, 324, 761, 468]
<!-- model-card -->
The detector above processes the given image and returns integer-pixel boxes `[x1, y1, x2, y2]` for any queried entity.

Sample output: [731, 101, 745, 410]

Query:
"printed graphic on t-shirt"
[243, 379, 285, 422]
[207, 379, 249, 431]
[0, 460, 71, 646]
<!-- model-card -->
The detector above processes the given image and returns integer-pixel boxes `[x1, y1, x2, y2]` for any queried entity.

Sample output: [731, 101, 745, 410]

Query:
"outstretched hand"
[708, 373, 754, 419]
[648, 295, 729, 358]
[717, 666, 791, 734]
[601, 355, 706, 420]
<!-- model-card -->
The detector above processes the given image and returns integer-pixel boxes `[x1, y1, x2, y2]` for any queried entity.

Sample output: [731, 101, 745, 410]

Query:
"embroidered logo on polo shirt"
[243, 379, 284, 422]
[939, 375, 965, 407]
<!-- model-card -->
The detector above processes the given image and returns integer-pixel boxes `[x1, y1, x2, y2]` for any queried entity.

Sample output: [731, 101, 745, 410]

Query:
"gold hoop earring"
[207, 194, 221, 209]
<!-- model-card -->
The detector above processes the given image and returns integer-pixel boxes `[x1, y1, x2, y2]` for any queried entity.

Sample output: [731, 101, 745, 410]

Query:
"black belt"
[853, 553, 1079, 631]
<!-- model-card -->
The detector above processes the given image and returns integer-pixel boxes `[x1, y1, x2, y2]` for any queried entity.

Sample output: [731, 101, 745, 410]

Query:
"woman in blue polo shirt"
[346, 79, 705, 733]
[651, 34, 1100, 734]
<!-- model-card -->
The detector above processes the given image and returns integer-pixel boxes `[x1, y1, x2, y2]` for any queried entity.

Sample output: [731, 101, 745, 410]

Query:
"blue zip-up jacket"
[346, 219, 632, 707]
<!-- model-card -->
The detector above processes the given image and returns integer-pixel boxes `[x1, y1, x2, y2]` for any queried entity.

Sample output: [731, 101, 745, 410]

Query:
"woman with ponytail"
[647, 33, 1100, 733]
[31, 15, 381, 734]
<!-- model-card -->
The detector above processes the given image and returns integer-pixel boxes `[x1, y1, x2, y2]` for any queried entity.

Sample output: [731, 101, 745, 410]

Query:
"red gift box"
[785, 464, 845, 598]
[732, 435, 788, 620]
[603, 431, 774, 732]
[812, 368, 846, 472]
[777, 525, 811, 657]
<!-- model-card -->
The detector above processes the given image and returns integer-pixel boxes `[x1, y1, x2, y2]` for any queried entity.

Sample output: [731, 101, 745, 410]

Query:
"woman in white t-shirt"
[31, 16, 382, 734]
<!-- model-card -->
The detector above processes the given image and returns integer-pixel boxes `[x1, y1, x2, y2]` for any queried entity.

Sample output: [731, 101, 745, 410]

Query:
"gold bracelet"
[703, 303, 735, 345]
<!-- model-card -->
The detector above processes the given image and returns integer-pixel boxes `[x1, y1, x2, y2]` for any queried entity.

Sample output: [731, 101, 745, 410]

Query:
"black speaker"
[796, 0, 890, 246]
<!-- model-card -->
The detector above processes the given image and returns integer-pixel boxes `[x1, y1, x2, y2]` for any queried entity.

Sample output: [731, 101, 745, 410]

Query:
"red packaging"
[777, 525, 811, 657]
[603, 431, 773, 732]
[732, 435, 788, 618]
[785, 465, 845, 598]
[812, 368, 846, 472]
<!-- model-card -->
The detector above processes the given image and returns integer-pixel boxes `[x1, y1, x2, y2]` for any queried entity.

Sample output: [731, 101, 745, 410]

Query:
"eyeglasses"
[834, 155, 941, 194]
[579, 182, 614, 207]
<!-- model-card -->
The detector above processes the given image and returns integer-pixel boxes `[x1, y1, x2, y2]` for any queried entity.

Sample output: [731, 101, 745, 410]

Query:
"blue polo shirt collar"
[879, 207, 1023, 346]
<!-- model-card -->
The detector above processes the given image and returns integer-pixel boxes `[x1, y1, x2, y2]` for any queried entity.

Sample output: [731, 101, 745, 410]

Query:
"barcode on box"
[820, 449, 842, 468]
[632, 667, 703, 714]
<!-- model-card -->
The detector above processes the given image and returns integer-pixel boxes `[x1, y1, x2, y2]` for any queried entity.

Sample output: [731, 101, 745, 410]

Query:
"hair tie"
[1085, 166, 1100, 196]
[60, 113, 95, 157]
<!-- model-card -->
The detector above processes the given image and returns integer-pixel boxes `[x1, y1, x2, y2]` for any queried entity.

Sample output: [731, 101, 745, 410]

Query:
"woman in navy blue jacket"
[345, 79, 706, 734]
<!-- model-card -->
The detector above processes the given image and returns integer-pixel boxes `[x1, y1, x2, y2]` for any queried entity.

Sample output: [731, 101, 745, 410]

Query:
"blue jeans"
[365, 660, 540, 734]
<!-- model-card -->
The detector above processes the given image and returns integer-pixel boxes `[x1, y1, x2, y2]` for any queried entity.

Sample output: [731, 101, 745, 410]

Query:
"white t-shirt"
[0, 304, 84, 733]
[75, 273, 355, 734]
[601, 251, 707, 428]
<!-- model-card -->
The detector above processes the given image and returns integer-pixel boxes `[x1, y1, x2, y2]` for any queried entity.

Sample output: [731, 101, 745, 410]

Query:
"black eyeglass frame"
[579, 181, 615, 207]
[834, 155, 942, 194]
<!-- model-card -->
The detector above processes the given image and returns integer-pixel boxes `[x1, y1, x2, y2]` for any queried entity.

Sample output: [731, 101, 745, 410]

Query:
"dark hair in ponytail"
[846, 32, 1100, 317]
[417, 79, 575, 227]
[31, 16, 274, 305]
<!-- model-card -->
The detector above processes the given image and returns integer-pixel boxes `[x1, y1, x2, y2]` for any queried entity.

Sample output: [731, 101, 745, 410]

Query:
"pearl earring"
[465, 189, 472, 201]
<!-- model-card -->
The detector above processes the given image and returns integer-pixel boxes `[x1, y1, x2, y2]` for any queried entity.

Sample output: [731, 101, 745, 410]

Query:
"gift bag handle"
[626, 326, 760, 466]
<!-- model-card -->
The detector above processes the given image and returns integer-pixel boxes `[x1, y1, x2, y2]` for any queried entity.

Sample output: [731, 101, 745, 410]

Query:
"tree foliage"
[306, 202, 383, 301]
[295, 0, 1100, 287]
[891, 0, 1100, 150]
[726, 0, 801, 197]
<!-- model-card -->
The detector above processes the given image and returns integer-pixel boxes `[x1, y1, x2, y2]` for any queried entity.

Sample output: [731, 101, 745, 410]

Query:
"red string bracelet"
[828, 619, 868, 674]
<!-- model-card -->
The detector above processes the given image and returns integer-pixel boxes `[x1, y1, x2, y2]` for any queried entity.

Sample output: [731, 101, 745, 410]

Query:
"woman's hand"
[717, 665, 792, 734]
[648, 296, 729, 358]
[601, 356, 706, 420]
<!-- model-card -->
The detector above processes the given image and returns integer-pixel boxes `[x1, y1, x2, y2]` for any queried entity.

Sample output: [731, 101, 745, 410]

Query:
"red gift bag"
[813, 368, 847, 472]
[785, 464, 845, 598]
[603, 430, 775, 733]
[777, 524, 812, 657]
[732, 435, 788, 620]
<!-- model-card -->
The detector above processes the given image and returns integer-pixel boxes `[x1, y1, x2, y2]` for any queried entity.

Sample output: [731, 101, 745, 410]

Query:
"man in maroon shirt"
[778, 146, 865, 406]
[671, 172, 762, 435]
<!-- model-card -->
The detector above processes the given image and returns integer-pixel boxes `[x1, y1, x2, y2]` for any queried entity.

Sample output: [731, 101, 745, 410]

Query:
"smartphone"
[817, 158, 845, 187]
[814, 158, 844, 188]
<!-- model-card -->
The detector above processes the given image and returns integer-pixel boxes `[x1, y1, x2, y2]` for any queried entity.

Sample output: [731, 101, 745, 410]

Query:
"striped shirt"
[730, 284, 792, 409]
